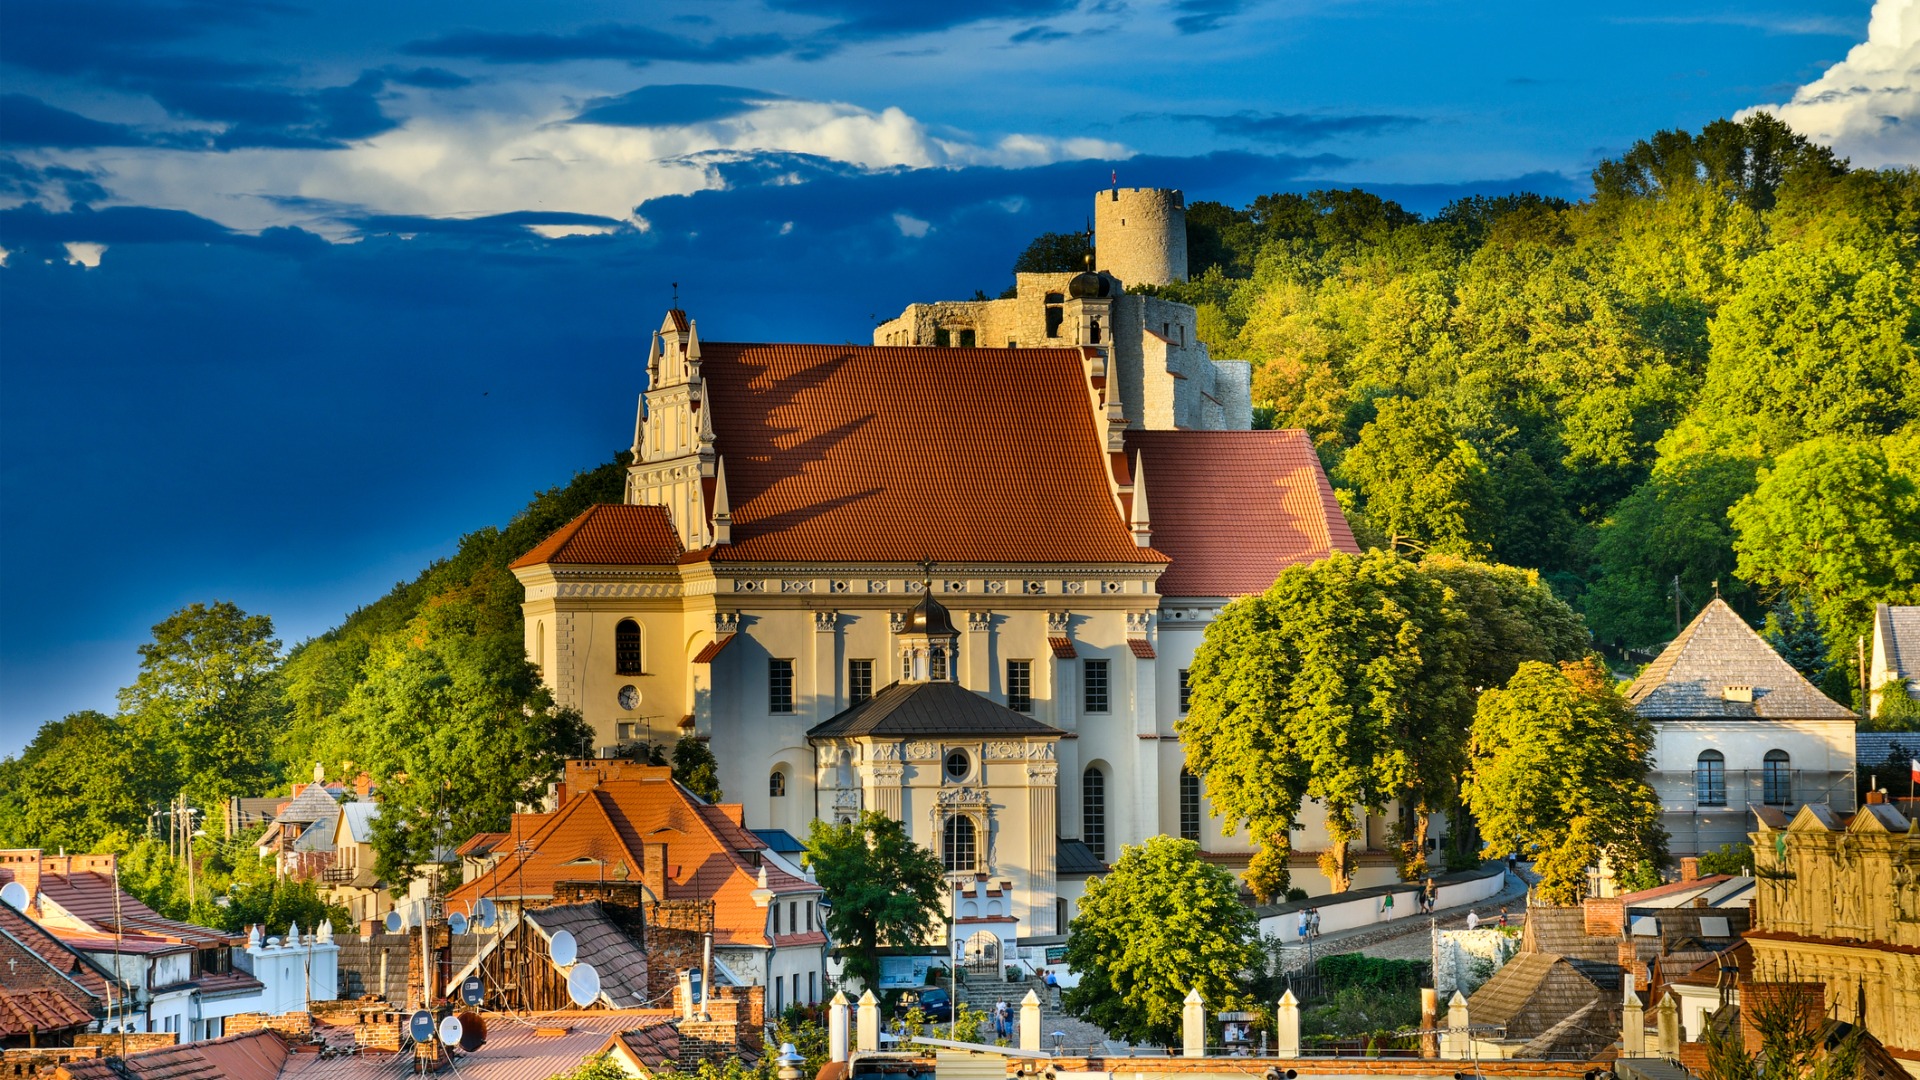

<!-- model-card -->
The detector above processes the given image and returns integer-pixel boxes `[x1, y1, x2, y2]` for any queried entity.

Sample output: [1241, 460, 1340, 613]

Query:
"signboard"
[461, 976, 484, 1007]
[1044, 946, 1066, 964]
[878, 954, 943, 990]
[409, 1010, 436, 1044]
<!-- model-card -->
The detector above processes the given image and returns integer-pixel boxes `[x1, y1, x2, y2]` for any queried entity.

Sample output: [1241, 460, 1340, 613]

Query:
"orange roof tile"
[1124, 429, 1358, 597]
[1048, 636, 1077, 659]
[696, 343, 1169, 566]
[0, 987, 93, 1036]
[508, 504, 683, 570]
[1127, 639, 1156, 659]
[693, 634, 735, 663]
[447, 765, 815, 947]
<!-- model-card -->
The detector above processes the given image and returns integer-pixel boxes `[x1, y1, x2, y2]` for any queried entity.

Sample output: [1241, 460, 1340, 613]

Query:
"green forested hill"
[1145, 115, 1918, 699]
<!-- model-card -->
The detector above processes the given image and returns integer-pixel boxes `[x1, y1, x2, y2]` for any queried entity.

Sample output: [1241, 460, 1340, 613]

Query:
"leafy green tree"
[120, 602, 284, 812]
[1695, 843, 1754, 877]
[1418, 557, 1589, 690]
[672, 735, 722, 802]
[1011, 231, 1091, 274]
[1463, 658, 1667, 905]
[1695, 243, 1918, 452]
[1730, 437, 1920, 664]
[346, 578, 590, 890]
[803, 811, 944, 992]
[1584, 451, 1762, 649]
[1761, 597, 1831, 687]
[0, 711, 155, 851]
[1179, 551, 1470, 896]
[1062, 836, 1257, 1046]
[1337, 398, 1499, 556]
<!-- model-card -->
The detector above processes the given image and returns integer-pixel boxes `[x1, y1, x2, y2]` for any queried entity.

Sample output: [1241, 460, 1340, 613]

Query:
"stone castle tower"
[1094, 187, 1187, 287]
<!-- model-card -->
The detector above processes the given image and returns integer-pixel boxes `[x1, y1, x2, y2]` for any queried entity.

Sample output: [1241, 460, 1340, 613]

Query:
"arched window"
[1179, 770, 1201, 842]
[931, 647, 947, 682]
[769, 770, 787, 798]
[1696, 750, 1726, 807]
[943, 814, 977, 873]
[1082, 767, 1107, 861]
[1763, 750, 1792, 806]
[615, 619, 643, 674]
[534, 621, 545, 669]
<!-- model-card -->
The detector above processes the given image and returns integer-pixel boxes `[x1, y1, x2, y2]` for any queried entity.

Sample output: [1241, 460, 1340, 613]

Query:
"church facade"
[509, 189, 1370, 960]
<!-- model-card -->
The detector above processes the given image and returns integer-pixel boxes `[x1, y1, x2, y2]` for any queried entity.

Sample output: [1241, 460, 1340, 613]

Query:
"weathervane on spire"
[918, 557, 935, 594]
[671, 281, 679, 307]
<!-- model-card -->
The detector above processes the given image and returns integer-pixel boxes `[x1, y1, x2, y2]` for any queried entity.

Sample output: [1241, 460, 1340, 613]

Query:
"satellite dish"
[384, 911, 403, 933]
[566, 962, 601, 1007]
[438, 1014, 464, 1047]
[460, 975, 485, 1008]
[0, 882, 29, 910]
[447, 912, 469, 936]
[474, 898, 497, 930]
[549, 929, 577, 967]
[408, 1010, 435, 1044]
[455, 1011, 487, 1053]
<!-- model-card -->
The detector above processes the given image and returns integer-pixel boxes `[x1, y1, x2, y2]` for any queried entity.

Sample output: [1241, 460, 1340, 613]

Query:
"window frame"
[849, 659, 874, 706]
[943, 813, 978, 873]
[1762, 749, 1792, 806]
[1178, 668, 1192, 714]
[1007, 659, 1032, 713]
[1179, 769, 1202, 842]
[944, 748, 971, 782]
[769, 658, 796, 714]
[615, 618, 644, 675]
[769, 769, 787, 797]
[1083, 659, 1110, 714]
[1696, 750, 1727, 807]
[1082, 767, 1107, 861]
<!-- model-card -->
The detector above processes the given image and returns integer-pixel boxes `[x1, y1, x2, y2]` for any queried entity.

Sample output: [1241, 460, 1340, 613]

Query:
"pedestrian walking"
[1310, 907, 1321, 938]
[1498, 906, 1509, 928]
[1423, 877, 1436, 914]
[1297, 908, 1309, 941]
[1044, 968, 1060, 1007]
[1465, 909, 1480, 931]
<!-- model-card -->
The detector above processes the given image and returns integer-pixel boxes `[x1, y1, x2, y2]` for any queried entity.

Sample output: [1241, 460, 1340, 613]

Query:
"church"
[508, 188, 1369, 974]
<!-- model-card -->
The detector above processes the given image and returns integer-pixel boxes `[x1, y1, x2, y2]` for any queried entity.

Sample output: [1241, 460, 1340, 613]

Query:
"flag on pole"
[1911, 757, 1919, 783]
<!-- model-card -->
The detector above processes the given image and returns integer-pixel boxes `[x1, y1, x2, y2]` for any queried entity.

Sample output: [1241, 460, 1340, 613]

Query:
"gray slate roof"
[1057, 839, 1107, 876]
[1626, 599, 1855, 720]
[807, 680, 1062, 739]
[1858, 732, 1920, 770]
[526, 903, 652, 1009]
[1876, 604, 1920, 685]
[1465, 952, 1603, 1041]
[273, 783, 344, 826]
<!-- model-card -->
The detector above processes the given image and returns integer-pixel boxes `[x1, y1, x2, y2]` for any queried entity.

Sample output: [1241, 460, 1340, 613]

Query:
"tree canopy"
[803, 811, 944, 991]
[1463, 658, 1666, 905]
[1062, 836, 1258, 1045]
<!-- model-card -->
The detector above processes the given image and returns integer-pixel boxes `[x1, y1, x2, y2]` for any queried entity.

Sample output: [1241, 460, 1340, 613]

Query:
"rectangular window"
[1178, 668, 1192, 713]
[806, 900, 815, 931]
[770, 659, 795, 714]
[1084, 659, 1110, 713]
[1179, 771, 1202, 842]
[773, 904, 781, 935]
[958, 329, 976, 348]
[1007, 660, 1032, 713]
[809, 971, 817, 1004]
[849, 660, 874, 706]
[934, 327, 951, 348]
[617, 721, 636, 743]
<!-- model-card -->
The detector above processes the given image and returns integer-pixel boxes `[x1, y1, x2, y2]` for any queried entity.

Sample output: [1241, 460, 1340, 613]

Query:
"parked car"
[889, 986, 952, 1023]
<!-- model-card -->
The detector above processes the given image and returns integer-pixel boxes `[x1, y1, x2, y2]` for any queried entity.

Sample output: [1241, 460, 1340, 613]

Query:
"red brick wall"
[1584, 897, 1624, 937]
[73, 1033, 176, 1053]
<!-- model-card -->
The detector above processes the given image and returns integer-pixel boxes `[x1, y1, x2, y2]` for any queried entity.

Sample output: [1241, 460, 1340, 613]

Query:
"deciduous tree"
[1464, 658, 1666, 905]
[1180, 551, 1469, 896]
[1337, 398, 1499, 557]
[803, 811, 944, 992]
[1062, 836, 1257, 1046]
[672, 735, 723, 802]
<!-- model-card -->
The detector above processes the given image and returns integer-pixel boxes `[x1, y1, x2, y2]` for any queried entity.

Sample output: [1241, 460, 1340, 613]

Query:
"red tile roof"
[1047, 636, 1077, 659]
[0, 988, 93, 1037]
[1124, 429, 1358, 597]
[60, 1028, 288, 1080]
[1127, 639, 1156, 659]
[33, 868, 232, 949]
[0, 902, 119, 1003]
[447, 764, 816, 947]
[693, 634, 735, 663]
[696, 343, 1168, 566]
[509, 504, 684, 570]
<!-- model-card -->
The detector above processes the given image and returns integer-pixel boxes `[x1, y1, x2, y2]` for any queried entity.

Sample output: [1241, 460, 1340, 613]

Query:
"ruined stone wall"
[1094, 188, 1186, 287]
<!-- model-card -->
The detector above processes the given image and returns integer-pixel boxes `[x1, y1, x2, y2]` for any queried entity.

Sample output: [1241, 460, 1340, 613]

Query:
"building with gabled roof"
[509, 288, 1371, 942]
[445, 761, 825, 1011]
[1626, 598, 1857, 855]
[1870, 603, 1920, 722]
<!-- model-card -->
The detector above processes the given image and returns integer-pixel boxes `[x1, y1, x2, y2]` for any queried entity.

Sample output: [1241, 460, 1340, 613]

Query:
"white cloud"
[892, 212, 931, 237]
[64, 242, 106, 268]
[1740, 0, 1920, 168]
[15, 87, 1130, 236]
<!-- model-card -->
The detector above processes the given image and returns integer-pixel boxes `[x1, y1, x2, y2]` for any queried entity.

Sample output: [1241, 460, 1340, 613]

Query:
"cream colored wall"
[1094, 187, 1186, 286]
[1655, 718, 1856, 855]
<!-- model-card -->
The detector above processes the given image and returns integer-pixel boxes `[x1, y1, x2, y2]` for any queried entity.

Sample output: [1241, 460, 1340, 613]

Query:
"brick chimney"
[1584, 895, 1625, 937]
[1679, 857, 1699, 882]
[0, 850, 43, 906]
[1618, 941, 1648, 991]
[1741, 982, 1825, 1053]
[643, 842, 670, 900]
[1866, 790, 1886, 805]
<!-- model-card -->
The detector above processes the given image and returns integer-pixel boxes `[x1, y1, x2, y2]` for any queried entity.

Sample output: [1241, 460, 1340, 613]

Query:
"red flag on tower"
[1911, 757, 1919, 783]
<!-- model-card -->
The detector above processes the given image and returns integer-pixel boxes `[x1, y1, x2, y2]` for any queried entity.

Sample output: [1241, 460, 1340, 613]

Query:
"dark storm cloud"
[569, 85, 787, 128]
[1169, 0, 1253, 33]
[1150, 110, 1426, 144]
[1008, 25, 1074, 44]
[763, 0, 1081, 38]
[0, 156, 110, 204]
[348, 210, 634, 237]
[0, 0, 274, 81]
[403, 25, 793, 66]
[0, 94, 168, 149]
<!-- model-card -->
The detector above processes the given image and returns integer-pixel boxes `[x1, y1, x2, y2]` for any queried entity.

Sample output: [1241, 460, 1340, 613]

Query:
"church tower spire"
[627, 308, 713, 550]
[1130, 453, 1151, 547]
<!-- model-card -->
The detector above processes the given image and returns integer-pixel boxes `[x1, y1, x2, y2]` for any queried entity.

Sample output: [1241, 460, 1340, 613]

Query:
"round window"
[618, 685, 640, 711]
[944, 749, 970, 781]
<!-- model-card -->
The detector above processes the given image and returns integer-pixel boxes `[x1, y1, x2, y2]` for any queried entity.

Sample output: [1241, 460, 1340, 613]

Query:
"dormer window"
[1722, 685, 1754, 702]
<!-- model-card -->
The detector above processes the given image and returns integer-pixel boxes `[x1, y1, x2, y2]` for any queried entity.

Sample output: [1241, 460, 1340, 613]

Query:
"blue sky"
[1, 0, 1911, 754]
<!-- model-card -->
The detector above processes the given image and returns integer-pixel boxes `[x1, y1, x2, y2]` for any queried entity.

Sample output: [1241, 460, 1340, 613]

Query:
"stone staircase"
[955, 975, 1078, 1039]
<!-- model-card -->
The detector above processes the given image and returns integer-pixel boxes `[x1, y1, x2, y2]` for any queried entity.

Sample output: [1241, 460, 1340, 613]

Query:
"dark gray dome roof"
[1068, 271, 1108, 299]
[905, 592, 956, 635]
